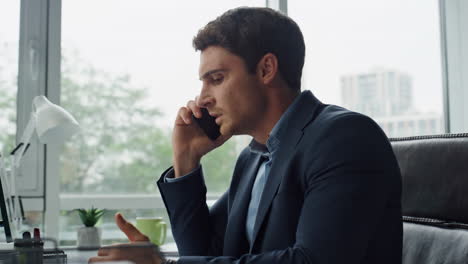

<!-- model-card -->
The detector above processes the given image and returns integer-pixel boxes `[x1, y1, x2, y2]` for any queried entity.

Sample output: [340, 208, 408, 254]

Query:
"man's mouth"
[208, 111, 222, 124]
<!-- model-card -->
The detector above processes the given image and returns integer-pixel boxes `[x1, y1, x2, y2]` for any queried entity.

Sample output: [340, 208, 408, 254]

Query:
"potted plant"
[75, 207, 105, 249]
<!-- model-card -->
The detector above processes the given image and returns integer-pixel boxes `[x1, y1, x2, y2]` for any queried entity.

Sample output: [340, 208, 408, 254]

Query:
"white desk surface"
[62, 243, 178, 264]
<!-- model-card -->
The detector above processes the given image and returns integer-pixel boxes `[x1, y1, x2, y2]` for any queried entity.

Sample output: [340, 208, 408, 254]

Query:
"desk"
[64, 243, 178, 263]
[0, 243, 178, 263]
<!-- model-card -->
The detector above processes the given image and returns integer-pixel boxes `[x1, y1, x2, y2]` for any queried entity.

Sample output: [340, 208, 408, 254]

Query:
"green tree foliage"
[60, 51, 170, 193]
[0, 42, 17, 154]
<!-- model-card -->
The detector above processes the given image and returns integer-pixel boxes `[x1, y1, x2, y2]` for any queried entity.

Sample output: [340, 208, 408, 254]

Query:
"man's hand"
[88, 213, 164, 264]
[172, 98, 230, 177]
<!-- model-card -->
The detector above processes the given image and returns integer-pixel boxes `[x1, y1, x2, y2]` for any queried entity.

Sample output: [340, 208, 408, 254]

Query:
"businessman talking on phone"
[90, 7, 402, 264]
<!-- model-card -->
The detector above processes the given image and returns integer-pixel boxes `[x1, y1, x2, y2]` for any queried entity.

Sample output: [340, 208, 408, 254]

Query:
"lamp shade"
[33, 95, 80, 144]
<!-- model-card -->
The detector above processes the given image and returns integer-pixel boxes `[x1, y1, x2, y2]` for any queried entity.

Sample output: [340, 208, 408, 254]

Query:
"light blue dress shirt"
[245, 139, 275, 245]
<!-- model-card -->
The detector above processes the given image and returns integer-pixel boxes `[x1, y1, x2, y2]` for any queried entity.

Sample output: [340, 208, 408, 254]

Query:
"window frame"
[16, 0, 49, 197]
[15, 0, 62, 239]
[439, 0, 468, 133]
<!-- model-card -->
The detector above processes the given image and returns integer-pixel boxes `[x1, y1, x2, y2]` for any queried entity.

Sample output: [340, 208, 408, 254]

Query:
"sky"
[1, 0, 444, 129]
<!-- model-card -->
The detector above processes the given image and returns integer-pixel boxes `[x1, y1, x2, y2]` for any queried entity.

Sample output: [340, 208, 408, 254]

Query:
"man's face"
[198, 46, 267, 137]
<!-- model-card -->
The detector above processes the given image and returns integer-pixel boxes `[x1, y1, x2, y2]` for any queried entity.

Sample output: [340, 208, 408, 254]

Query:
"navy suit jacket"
[157, 91, 402, 264]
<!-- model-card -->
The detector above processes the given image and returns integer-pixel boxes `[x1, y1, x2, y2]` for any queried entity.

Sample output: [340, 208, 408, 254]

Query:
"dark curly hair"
[193, 7, 305, 92]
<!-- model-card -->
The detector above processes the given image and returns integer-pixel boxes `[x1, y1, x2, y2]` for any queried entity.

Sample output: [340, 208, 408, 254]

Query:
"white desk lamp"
[12, 95, 80, 166]
[2, 95, 80, 237]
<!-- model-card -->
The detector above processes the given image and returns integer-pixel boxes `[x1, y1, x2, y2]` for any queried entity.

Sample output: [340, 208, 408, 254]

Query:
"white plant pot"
[77, 226, 101, 249]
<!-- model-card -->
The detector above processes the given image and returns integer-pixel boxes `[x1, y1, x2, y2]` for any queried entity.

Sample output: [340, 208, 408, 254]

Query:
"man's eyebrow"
[199, 69, 226, 81]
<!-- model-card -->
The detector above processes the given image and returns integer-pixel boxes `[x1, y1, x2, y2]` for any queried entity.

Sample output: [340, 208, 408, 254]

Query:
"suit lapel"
[224, 154, 262, 256]
[250, 90, 323, 251]
[250, 129, 303, 250]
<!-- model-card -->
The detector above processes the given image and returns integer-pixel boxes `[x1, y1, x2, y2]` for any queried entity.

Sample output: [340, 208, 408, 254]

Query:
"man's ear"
[257, 53, 279, 85]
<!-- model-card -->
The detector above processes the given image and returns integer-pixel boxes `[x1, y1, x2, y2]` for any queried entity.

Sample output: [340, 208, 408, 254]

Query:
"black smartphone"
[192, 108, 221, 141]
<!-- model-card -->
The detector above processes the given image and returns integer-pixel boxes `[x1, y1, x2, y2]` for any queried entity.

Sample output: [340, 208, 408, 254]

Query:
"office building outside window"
[341, 69, 443, 137]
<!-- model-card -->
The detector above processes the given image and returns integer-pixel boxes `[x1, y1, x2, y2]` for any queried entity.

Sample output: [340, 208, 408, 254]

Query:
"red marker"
[33, 228, 40, 240]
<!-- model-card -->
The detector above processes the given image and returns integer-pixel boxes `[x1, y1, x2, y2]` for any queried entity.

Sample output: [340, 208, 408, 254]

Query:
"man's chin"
[219, 125, 229, 137]
[220, 124, 236, 137]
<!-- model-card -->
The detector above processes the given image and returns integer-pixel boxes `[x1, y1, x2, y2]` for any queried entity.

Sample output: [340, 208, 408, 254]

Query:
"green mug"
[135, 217, 167, 246]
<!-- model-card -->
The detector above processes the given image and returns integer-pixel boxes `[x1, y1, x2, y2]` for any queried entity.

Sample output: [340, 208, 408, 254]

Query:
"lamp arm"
[12, 112, 36, 168]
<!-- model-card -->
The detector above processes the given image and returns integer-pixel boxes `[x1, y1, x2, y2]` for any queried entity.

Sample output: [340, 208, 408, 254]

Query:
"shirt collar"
[249, 139, 270, 157]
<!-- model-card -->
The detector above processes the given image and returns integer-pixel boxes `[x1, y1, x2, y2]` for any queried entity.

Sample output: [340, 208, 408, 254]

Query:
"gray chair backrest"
[390, 134, 468, 264]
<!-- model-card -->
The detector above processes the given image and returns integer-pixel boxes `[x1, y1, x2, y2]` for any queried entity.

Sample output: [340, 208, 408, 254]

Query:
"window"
[59, 0, 263, 245]
[7, 0, 465, 247]
[0, 1, 20, 153]
[289, 0, 445, 137]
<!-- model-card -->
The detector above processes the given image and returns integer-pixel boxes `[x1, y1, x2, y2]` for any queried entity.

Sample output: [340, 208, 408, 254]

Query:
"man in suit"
[90, 7, 402, 264]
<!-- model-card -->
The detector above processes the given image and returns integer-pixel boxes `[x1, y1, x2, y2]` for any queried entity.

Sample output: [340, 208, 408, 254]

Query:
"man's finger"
[97, 247, 110, 256]
[115, 213, 149, 242]
[88, 255, 115, 263]
[187, 100, 202, 118]
[177, 107, 192, 124]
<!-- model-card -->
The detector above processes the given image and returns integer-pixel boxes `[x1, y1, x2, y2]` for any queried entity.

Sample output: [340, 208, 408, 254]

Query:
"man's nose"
[197, 89, 215, 108]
